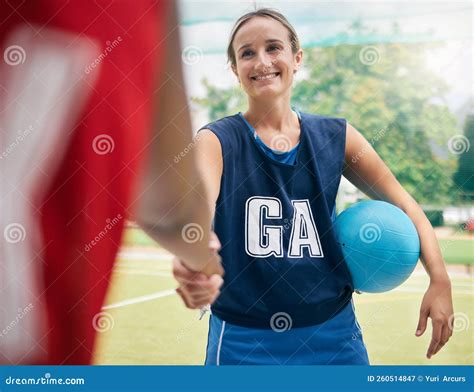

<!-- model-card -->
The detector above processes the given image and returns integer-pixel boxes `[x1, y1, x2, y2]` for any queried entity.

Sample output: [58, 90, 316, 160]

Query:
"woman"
[173, 8, 454, 365]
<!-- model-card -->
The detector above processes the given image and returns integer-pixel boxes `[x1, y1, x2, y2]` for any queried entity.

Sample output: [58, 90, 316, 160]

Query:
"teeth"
[254, 73, 278, 81]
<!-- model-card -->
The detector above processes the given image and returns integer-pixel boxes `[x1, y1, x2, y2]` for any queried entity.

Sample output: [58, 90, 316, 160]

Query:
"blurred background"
[94, 0, 473, 365]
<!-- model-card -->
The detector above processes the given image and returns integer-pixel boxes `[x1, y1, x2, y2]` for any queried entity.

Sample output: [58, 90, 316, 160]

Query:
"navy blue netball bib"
[200, 112, 353, 328]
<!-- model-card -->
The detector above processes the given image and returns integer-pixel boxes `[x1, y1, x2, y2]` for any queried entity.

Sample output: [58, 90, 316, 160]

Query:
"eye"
[267, 45, 280, 52]
[241, 49, 254, 58]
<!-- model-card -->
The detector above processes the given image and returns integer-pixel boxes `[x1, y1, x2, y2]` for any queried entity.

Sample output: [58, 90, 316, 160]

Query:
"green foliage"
[192, 78, 246, 120]
[423, 209, 444, 227]
[194, 27, 462, 204]
[453, 114, 474, 201]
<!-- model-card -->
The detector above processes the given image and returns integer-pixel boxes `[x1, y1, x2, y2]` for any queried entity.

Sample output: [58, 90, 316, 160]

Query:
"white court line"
[103, 263, 471, 311]
[395, 283, 473, 289]
[114, 268, 172, 277]
[102, 289, 176, 310]
[393, 287, 472, 295]
[114, 262, 171, 270]
[117, 252, 173, 261]
[450, 283, 474, 288]
[411, 271, 473, 279]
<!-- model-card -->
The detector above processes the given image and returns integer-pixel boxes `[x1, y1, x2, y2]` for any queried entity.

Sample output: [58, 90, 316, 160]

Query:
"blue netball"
[334, 200, 420, 293]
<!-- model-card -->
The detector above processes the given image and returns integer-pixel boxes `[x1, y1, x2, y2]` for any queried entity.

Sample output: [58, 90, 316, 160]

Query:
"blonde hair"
[227, 8, 301, 67]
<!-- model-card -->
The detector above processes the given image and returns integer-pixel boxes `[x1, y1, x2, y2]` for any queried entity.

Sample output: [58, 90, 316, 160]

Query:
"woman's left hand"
[416, 277, 454, 358]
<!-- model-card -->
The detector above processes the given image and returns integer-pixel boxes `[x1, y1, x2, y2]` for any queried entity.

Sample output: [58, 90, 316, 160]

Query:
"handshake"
[173, 232, 224, 309]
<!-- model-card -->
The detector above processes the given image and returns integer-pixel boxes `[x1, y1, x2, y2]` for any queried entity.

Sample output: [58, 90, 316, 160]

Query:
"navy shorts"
[205, 299, 370, 365]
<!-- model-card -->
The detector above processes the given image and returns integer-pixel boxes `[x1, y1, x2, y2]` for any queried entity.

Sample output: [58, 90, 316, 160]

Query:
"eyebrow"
[237, 39, 284, 53]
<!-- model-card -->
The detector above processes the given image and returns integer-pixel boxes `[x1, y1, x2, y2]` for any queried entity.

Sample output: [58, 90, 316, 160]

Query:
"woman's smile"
[250, 72, 280, 84]
[250, 72, 281, 81]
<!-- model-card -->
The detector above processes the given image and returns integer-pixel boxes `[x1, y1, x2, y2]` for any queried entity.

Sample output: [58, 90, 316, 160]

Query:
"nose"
[255, 49, 273, 73]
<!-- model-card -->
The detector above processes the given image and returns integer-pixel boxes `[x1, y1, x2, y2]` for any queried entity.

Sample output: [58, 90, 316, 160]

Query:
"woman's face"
[232, 16, 302, 100]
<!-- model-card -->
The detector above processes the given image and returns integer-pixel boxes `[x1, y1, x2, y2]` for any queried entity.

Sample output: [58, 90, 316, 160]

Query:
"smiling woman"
[227, 9, 302, 103]
[172, 7, 454, 366]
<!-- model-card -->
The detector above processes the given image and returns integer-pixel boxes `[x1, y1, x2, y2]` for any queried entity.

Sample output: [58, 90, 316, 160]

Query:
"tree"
[194, 25, 461, 205]
[453, 114, 474, 202]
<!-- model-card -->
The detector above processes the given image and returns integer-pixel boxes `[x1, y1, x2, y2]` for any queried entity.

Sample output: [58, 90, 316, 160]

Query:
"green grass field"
[438, 238, 473, 265]
[94, 228, 473, 365]
[121, 227, 474, 265]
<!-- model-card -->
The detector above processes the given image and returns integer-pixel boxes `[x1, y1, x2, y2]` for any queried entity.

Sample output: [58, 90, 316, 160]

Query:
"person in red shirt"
[0, 0, 222, 365]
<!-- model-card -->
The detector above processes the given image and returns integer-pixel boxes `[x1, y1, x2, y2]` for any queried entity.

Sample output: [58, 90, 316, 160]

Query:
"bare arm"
[133, 3, 221, 276]
[171, 129, 225, 309]
[342, 122, 453, 358]
[342, 123, 450, 283]
[194, 129, 223, 218]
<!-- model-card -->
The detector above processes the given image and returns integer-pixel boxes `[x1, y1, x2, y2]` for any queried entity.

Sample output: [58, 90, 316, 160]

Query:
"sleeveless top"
[200, 112, 353, 328]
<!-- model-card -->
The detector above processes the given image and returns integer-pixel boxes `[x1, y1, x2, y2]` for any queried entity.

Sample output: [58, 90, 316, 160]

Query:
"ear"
[293, 49, 303, 72]
[231, 64, 240, 83]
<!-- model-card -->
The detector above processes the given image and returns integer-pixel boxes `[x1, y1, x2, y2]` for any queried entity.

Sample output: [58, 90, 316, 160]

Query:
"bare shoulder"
[196, 129, 221, 152]
[196, 128, 220, 144]
[344, 122, 366, 157]
[195, 129, 223, 165]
